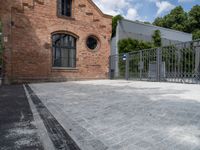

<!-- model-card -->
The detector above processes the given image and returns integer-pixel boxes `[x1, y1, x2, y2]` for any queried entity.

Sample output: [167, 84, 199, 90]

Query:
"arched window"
[52, 33, 76, 68]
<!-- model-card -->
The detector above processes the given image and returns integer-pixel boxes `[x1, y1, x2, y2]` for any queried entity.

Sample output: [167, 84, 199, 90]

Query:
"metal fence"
[109, 40, 200, 84]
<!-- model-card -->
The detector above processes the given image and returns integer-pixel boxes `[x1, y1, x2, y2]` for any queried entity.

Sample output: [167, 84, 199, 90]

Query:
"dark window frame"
[57, 0, 74, 19]
[52, 33, 77, 68]
[86, 35, 100, 51]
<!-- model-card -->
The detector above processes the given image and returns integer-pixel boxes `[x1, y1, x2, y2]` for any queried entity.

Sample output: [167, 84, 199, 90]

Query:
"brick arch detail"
[51, 30, 79, 40]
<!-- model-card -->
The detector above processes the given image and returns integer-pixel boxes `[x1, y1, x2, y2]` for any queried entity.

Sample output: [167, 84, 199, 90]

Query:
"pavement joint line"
[148, 106, 200, 150]
[49, 97, 162, 146]
[108, 124, 174, 148]
[166, 108, 200, 150]
[40, 97, 108, 150]
[23, 84, 55, 150]
[108, 128, 153, 147]
[49, 100, 108, 145]
[24, 84, 81, 150]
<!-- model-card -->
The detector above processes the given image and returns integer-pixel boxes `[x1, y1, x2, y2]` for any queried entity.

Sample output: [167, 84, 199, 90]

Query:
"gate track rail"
[25, 84, 81, 150]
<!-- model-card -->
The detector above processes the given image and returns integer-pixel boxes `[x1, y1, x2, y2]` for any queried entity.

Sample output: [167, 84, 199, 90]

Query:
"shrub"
[118, 38, 154, 54]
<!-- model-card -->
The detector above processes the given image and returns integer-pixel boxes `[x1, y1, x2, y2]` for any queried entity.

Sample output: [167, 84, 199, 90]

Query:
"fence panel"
[109, 40, 200, 84]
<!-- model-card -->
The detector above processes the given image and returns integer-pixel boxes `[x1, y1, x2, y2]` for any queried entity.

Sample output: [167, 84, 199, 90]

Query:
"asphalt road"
[0, 85, 44, 150]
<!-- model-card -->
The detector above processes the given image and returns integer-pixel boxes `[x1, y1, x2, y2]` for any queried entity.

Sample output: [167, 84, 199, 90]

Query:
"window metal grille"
[52, 33, 76, 68]
[58, 0, 72, 17]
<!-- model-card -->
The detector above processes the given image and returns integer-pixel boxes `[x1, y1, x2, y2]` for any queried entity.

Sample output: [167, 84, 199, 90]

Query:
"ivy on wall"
[118, 38, 154, 54]
[152, 30, 161, 47]
[117, 30, 163, 76]
[118, 30, 161, 54]
[112, 15, 123, 38]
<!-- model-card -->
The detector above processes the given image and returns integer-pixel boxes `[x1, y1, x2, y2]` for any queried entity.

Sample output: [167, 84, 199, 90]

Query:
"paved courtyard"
[29, 80, 200, 150]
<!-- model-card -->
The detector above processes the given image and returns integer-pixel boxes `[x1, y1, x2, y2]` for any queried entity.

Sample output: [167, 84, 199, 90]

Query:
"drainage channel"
[25, 84, 81, 150]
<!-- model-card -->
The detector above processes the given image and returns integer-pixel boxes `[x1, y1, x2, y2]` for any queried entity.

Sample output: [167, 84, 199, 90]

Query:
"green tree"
[112, 15, 123, 38]
[153, 17, 165, 27]
[153, 6, 188, 32]
[153, 5, 200, 39]
[152, 30, 161, 47]
[188, 5, 200, 35]
[169, 6, 187, 31]
[193, 30, 200, 40]
[143, 21, 151, 25]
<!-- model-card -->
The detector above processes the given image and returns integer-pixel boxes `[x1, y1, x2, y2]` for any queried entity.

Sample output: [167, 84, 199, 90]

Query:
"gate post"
[109, 56, 112, 79]
[125, 53, 129, 80]
[156, 48, 161, 81]
[177, 48, 181, 78]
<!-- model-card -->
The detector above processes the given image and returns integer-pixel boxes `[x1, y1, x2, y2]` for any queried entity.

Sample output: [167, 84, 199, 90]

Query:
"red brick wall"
[0, 0, 112, 83]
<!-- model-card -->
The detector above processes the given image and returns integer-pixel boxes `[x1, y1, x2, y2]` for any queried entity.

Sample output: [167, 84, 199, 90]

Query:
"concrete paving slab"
[29, 80, 200, 150]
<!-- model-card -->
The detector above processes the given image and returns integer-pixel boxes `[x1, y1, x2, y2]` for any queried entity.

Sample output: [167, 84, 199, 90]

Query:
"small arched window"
[52, 33, 76, 68]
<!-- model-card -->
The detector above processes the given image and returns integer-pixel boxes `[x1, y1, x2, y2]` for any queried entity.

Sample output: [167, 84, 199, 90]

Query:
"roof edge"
[121, 18, 192, 36]
[87, 0, 113, 19]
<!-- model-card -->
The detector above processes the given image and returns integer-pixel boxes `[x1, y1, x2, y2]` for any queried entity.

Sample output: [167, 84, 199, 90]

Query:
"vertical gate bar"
[184, 45, 187, 79]
[156, 48, 161, 82]
[178, 48, 180, 81]
[148, 50, 150, 78]
[190, 47, 192, 83]
[192, 46, 195, 83]
[168, 48, 171, 80]
[140, 50, 142, 80]
[125, 53, 129, 80]
[189, 45, 191, 82]
[144, 51, 145, 79]
[175, 48, 177, 81]
[171, 47, 173, 81]
[174, 48, 176, 82]
[109, 56, 111, 79]
[181, 48, 184, 82]
[195, 46, 200, 82]
[160, 48, 163, 81]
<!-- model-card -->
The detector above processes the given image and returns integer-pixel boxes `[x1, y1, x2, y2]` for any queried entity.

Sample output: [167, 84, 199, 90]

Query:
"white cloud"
[146, 0, 175, 16]
[155, 1, 175, 16]
[178, 0, 196, 2]
[92, 0, 142, 21]
[147, 0, 157, 2]
[126, 8, 140, 20]
[92, 0, 129, 16]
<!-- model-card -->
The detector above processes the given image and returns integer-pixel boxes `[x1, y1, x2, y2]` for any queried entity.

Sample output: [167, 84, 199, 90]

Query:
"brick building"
[0, 0, 112, 84]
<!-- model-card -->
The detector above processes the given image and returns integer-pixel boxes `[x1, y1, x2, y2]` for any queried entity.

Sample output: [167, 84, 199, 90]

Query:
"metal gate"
[109, 40, 200, 84]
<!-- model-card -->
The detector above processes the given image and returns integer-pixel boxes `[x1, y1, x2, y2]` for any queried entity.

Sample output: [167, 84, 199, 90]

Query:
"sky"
[92, 0, 200, 22]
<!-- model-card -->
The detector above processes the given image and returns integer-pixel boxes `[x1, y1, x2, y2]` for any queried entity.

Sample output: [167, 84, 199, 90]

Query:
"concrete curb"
[23, 84, 55, 150]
